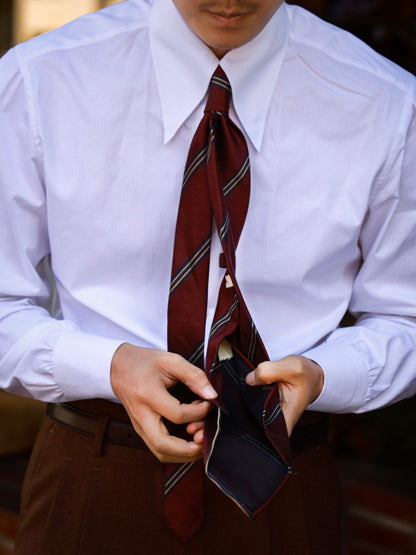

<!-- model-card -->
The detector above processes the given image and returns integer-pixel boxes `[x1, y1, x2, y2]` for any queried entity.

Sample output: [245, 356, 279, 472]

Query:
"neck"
[208, 45, 230, 59]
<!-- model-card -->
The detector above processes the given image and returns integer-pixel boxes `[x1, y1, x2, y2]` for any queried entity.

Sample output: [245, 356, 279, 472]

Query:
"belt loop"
[94, 413, 111, 457]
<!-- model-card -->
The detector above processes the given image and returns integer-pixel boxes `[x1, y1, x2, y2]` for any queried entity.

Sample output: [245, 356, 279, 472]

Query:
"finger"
[134, 409, 204, 463]
[246, 356, 307, 386]
[278, 382, 311, 437]
[186, 420, 205, 435]
[193, 429, 204, 444]
[161, 354, 217, 401]
[245, 365, 299, 435]
[246, 360, 283, 386]
[281, 410, 296, 437]
[280, 400, 303, 437]
[142, 385, 213, 425]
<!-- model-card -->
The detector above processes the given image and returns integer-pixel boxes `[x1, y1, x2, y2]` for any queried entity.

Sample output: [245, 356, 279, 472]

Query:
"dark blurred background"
[0, 1, 415, 554]
[295, 0, 416, 74]
[0, 0, 12, 56]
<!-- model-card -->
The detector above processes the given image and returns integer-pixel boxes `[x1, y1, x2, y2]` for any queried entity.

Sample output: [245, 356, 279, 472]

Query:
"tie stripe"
[206, 125, 217, 162]
[209, 295, 239, 343]
[169, 235, 211, 296]
[219, 213, 230, 243]
[263, 402, 283, 427]
[187, 340, 204, 366]
[223, 154, 250, 197]
[211, 74, 232, 92]
[247, 319, 258, 362]
[210, 359, 223, 375]
[182, 145, 208, 190]
[165, 462, 199, 497]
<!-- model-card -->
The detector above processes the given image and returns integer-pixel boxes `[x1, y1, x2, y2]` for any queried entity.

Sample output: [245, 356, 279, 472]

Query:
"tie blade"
[205, 407, 291, 518]
[164, 461, 205, 542]
[204, 355, 292, 519]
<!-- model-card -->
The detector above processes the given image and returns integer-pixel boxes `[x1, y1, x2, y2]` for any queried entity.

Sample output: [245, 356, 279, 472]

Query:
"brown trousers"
[15, 415, 342, 555]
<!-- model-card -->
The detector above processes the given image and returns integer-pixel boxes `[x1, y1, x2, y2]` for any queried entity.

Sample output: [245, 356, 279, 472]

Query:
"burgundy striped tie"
[165, 67, 291, 543]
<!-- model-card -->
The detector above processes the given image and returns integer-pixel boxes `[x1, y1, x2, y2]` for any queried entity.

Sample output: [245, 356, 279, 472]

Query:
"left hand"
[187, 355, 323, 441]
[245, 355, 324, 436]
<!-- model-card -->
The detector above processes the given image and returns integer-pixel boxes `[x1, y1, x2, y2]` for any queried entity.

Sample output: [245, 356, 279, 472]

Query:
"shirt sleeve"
[305, 93, 416, 414]
[0, 48, 123, 402]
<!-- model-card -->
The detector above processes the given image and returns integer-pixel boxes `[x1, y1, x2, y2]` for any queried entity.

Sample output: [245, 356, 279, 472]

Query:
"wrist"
[110, 342, 135, 395]
[305, 357, 324, 403]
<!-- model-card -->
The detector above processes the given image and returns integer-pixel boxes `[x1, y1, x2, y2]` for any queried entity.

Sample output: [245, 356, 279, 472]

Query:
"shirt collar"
[149, 0, 289, 151]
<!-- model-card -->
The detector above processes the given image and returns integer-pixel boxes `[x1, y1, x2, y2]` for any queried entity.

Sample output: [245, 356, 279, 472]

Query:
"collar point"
[244, 125, 264, 152]
[250, 135, 263, 153]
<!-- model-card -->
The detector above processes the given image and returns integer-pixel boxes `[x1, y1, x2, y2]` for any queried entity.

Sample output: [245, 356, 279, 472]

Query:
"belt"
[47, 400, 147, 449]
[47, 399, 328, 454]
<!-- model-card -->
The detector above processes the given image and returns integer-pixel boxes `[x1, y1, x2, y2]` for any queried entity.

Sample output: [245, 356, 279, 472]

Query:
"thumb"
[245, 360, 283, 386]
[278, 388, 298, 437]
[172, 357, 218, 401]
[245, 363, 297, 436]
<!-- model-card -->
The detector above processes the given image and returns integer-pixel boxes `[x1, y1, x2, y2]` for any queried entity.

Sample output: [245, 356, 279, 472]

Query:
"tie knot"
[205, 66, 231, 115]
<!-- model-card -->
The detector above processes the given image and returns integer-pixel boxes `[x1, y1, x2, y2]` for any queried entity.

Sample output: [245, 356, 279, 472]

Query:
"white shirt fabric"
[0, 0, 415, 412]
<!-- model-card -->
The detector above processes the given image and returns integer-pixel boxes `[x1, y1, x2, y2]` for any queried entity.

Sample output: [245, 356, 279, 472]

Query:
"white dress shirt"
[0, 0, 415, 412]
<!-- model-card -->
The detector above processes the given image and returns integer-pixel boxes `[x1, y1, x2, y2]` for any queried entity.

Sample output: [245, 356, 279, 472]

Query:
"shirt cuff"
[302, 342, 369, 413]
[52, 329, 125, 401]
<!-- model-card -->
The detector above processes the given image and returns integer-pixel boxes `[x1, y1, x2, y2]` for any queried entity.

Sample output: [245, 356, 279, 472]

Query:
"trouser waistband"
[47, 398, 328, 455]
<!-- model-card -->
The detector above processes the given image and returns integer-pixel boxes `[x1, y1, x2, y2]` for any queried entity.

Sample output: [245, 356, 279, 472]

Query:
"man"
[0, 0, 415, 553]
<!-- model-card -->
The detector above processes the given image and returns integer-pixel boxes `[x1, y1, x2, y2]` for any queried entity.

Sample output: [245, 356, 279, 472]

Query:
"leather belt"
[47, 400, 147, 449]
[47, 398, 328, 454]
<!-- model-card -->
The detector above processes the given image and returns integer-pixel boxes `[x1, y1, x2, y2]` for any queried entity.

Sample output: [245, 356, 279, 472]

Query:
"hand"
[110, 343, 217, 463]
[245, 355, 324, 436]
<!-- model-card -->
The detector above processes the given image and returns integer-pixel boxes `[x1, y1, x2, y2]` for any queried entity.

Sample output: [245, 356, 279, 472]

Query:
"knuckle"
[167, 352, 186, 370]
[256, 362, 272, 381]
[135, 382, 150, 403]
[155, 350, 178, 370]
[152, 437, 168, 458]
[183, 367, 207, 391]
[289, 355, 305, 376]
[168, 352, 183, 365]
[169, 404, 186, 424]
[187, 364, 204, 382]
[156, 452, 170, 463]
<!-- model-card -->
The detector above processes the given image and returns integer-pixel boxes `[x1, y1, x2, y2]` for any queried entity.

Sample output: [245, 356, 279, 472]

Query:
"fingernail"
[202, 385, 217, 399]
[246, 372, 255, 385]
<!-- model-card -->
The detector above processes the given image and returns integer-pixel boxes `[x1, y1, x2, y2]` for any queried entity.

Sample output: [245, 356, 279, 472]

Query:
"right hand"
[110, 343, 217, 463]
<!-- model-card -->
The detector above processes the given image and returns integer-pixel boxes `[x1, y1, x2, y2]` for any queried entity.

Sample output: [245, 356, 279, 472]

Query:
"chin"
[205, 35, 247, 55]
